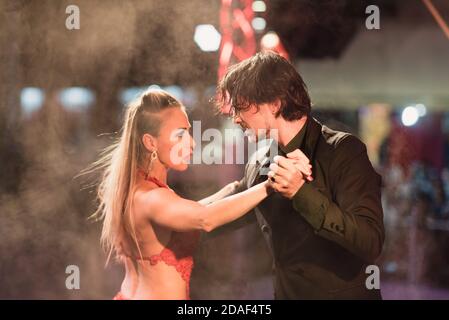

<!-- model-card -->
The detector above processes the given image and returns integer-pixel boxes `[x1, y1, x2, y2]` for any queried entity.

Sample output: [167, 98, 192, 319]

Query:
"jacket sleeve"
[291, 135, 385, 263]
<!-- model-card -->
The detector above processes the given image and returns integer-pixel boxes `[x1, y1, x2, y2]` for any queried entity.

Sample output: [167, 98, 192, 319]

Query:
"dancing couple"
[90, 51, 384, 300]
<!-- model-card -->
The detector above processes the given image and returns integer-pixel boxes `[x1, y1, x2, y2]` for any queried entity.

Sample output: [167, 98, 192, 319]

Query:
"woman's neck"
[148, 160, 168, 184]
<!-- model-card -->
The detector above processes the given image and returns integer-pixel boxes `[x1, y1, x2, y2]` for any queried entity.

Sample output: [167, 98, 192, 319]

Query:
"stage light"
[147, 84, 161, 91]
[120, 85, 182, 106]
[182, 87, 198, 110]
[252, 17, 266, 31]
[59, 87, 95, 112]
[401, 106, 420, 127]
[194, 24, 221, 52]
[261, 32, 280, 49]
[21, 87, 44, 115]
[163, 85, 183, 101]
[416, 104, 427, 117]
[120, 87, 145, 105]
[252, 1, 266, 13]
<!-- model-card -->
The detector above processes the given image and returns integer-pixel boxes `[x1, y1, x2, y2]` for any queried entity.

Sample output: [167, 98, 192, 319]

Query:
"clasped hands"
[267, 149, 313, 199]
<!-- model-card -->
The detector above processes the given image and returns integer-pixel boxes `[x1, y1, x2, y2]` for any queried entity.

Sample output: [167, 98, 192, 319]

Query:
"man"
[216, 51, 385, 299]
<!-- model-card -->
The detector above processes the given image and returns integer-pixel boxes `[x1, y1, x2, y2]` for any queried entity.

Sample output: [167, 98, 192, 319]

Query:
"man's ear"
[142, 133, 157, 152]
[269, 99, 281, 115]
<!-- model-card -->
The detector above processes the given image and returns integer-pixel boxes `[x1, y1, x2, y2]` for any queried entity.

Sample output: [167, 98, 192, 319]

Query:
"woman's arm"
[137, 180, 271, 232]
[198, 180, 241, 205]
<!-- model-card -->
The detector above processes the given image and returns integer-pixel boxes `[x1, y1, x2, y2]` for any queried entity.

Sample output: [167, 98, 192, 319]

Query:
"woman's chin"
[172, 163, 189, 171]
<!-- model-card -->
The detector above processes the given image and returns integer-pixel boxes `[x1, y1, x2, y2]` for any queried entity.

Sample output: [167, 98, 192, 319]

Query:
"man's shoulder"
[317, 121, 379, 180]
[319, 122, 366, 155]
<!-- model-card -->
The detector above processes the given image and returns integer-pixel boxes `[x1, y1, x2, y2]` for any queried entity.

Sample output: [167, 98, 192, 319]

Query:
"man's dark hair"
[216, 51, 311, 121]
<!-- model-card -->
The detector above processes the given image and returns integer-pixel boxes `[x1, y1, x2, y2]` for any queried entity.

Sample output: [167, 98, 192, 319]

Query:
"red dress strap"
[137, 168, 170, 189]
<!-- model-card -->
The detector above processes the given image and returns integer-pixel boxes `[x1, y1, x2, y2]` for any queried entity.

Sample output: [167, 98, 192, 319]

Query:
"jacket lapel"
[247, 140, 275, 188]
[302, 117, 322, 176]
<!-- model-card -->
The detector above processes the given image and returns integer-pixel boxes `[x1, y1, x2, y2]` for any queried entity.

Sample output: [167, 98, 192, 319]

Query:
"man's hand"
[267, 149, 313, 199]
[286, 149, 314, 182]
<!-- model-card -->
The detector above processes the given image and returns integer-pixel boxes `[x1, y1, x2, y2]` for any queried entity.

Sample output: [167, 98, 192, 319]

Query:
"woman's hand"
[222, 180, 241, 196]
[198, 180, 241, 205]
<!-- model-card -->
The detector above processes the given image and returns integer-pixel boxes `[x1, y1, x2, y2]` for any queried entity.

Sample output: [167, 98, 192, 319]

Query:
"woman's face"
[154, 107, 195, 171]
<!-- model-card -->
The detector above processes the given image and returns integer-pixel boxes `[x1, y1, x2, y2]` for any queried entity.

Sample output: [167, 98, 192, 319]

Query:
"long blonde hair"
[83, 89, 182, 265]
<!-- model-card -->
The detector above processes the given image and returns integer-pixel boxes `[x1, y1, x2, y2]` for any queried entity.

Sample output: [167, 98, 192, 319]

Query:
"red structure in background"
[218, 0, 257, 86]
[217, 0, 290, 114]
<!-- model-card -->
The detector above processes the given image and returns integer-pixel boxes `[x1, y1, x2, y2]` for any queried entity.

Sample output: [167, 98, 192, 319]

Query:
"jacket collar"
[267, 115, 322, 161]
[302, 116, 322, 163]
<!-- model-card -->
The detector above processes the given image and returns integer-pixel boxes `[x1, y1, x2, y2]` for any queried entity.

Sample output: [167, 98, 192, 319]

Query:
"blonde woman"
[89, 89, 271, 300]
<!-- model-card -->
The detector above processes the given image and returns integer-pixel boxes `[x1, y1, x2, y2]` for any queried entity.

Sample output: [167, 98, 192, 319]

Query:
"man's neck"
[276, 116, 308, 148]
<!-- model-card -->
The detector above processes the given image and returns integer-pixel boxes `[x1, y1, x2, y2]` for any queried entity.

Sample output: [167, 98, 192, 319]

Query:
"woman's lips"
[182, 153, 193, 162]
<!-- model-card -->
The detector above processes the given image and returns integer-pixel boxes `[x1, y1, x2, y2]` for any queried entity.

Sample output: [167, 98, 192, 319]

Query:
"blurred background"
[1, 0, 449, 299]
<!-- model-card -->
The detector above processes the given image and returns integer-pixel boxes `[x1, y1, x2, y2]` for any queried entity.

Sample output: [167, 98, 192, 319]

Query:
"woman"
[88, 89, 271, 300]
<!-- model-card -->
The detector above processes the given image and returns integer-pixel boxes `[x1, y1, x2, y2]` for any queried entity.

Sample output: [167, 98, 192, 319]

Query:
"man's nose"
[232, 116, 241, 125]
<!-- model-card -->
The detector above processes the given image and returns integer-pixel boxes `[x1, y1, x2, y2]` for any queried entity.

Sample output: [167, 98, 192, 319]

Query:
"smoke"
[0, 0, 265, 299]
[4, 0, 445, 299]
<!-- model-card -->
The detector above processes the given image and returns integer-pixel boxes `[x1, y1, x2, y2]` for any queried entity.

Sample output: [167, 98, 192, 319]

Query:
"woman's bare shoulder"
[133, 185, 177, 216]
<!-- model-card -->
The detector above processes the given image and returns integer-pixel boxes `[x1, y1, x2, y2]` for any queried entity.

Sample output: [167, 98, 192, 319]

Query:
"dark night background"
[1, 0, 449, 299]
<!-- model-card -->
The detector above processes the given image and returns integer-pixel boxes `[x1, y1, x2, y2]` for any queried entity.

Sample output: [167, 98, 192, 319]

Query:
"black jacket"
[225, 116, 385, 299]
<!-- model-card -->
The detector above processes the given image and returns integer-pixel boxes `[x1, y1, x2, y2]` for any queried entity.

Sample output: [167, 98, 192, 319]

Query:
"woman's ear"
[142, 133, 157, 152]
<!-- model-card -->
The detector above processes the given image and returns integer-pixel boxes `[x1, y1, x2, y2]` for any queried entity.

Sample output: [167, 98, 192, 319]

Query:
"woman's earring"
[152, 150, 158, 160]
[146, 150, 158, 176]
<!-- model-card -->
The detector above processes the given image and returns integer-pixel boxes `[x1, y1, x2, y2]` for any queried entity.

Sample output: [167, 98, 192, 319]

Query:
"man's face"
[231, 103, 278, 142]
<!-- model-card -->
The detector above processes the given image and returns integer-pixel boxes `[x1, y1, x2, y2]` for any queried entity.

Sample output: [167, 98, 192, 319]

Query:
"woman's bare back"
[115, 179, 198, 300]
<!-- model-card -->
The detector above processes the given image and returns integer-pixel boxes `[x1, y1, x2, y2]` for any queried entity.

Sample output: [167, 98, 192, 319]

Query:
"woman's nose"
[190, 134, 196, 150]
